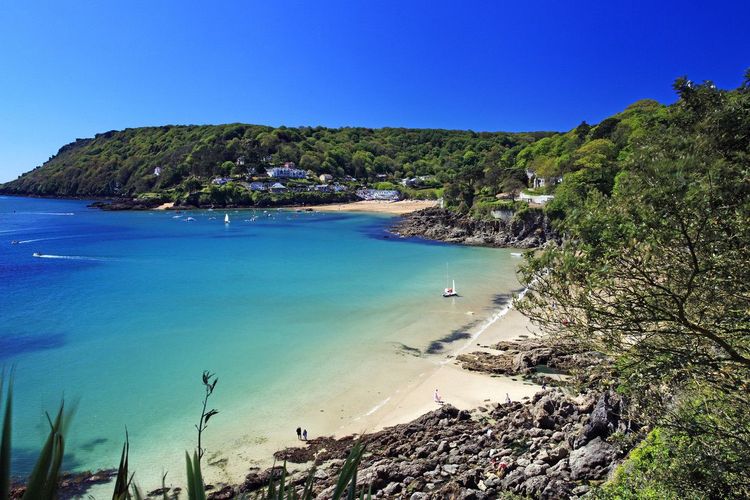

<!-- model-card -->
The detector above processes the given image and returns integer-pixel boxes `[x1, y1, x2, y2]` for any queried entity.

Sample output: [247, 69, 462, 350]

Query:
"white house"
[269, 182, 287, 193]
[319, 173, 333, 183]
[153, 167, 162, 176]
[267, 167, 307, 179]
[526, 170, 562, 189]
[356, 189, 400, 201]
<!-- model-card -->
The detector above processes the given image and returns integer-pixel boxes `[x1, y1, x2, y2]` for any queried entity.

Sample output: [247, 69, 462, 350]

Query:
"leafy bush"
[470, 199, 517, 219]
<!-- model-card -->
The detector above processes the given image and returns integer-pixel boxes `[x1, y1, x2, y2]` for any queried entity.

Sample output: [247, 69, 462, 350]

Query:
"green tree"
[351, 150, 374, 180]
[218, 161, 234, 177]
[518, 75, 750, 498]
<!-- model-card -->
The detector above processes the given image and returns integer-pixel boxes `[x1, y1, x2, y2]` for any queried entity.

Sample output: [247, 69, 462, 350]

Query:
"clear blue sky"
[1, 0, 748, 182]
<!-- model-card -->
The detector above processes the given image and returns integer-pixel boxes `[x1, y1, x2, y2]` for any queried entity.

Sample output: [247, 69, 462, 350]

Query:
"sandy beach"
[306, 199, 437, 215]
[339, 308, 542, 437]
[200, 306, 543, 486]
[153, 199, 434, 214]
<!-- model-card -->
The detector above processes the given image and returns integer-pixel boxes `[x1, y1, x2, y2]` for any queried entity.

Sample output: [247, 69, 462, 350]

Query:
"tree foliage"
[518, 72, 750, 497]
[0, 124, 548, 198]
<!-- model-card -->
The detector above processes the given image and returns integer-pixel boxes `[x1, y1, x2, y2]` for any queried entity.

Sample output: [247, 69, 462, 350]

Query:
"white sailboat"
[443, 279, 458, 297]
[224, 213, 230, 224]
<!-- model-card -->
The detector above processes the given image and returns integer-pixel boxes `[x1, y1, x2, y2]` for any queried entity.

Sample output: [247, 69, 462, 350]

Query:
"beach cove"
[0, 196, 537, 492]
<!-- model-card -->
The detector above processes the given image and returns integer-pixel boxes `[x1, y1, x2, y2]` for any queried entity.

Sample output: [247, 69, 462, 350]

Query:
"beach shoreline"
[333, 308, 541, 439]
[150, 199, 435, 214]
[201, 296, 541, 489]
[298, 199, 437, 215]
[70, 268, 538, 497]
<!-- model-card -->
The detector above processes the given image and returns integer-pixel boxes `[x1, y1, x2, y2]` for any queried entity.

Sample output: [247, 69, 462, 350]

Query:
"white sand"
[339, 309, 542, 437]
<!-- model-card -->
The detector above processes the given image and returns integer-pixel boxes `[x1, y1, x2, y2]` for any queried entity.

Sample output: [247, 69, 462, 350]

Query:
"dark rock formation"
[456, 339, 605, 380]
[10, 469, 117, 499]
[391, 207, 557, 248]
[569, 437, 618, 481]
[88, 199, 163, 210]
[219, 385, 635, 499]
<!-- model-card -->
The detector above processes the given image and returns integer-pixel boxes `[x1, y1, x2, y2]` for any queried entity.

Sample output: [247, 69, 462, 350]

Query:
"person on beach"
[505, 393, 511, 405]
[434, 389, 444, 404]
[296, 427, 302, 440]
[542, 380, 547, 390]
[302, 429, 308, 441]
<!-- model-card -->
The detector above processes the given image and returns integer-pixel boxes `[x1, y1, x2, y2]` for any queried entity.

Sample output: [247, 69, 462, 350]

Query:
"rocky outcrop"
[88, 199, 163, 210]
[391, 207, 557, 248]
[219, 387, 635, 499]
[456, 339, 608, 381]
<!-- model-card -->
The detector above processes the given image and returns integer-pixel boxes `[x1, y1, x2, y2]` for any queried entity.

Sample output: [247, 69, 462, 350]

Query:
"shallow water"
[0, 196, 521, 488]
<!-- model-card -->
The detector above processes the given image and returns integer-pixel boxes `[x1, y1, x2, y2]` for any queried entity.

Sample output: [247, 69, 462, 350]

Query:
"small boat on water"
[185, 217, 196, 222]
[11, 240, 19, 244]
[224, 213, 230, 224]
[443, 279, 458, 297]
[510, 252, 523, 257]
[32, 252, 42, 257]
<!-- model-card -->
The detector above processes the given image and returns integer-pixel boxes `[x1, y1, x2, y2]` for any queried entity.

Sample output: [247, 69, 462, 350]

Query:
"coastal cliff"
[392, 207, 557, 248]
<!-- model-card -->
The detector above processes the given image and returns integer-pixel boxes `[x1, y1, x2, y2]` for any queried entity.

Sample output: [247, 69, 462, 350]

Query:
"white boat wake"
[15, 235, 84, 244]
[17, 212, 75, 216]
[32, 253, 109, 261]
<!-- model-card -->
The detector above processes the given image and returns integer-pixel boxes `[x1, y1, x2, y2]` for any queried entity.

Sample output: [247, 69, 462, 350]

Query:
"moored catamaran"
[443, 279, 458, 297]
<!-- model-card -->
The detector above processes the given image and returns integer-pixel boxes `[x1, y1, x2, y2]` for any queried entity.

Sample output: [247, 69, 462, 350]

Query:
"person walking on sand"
[302, 429, 308, 441]
[505, 393, 511, 405]
[434, 388, 444, 404]
[296, 427, 302, 440]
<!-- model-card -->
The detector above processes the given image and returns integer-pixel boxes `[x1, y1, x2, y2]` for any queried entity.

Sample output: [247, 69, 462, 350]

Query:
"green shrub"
[399, 187, 440, 200]
[593, 429, 703, 500]
[470, 199, 517, 219]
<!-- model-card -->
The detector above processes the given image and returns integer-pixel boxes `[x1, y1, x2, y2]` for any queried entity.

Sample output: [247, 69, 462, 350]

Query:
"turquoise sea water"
[0, 195, 521, 489]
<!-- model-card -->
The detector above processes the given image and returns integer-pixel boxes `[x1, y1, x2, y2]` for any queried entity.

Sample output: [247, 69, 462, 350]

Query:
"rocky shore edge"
[184, 340, 636, 499]
[10, 469, 117, 499]
[391, 207, 557, 248]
